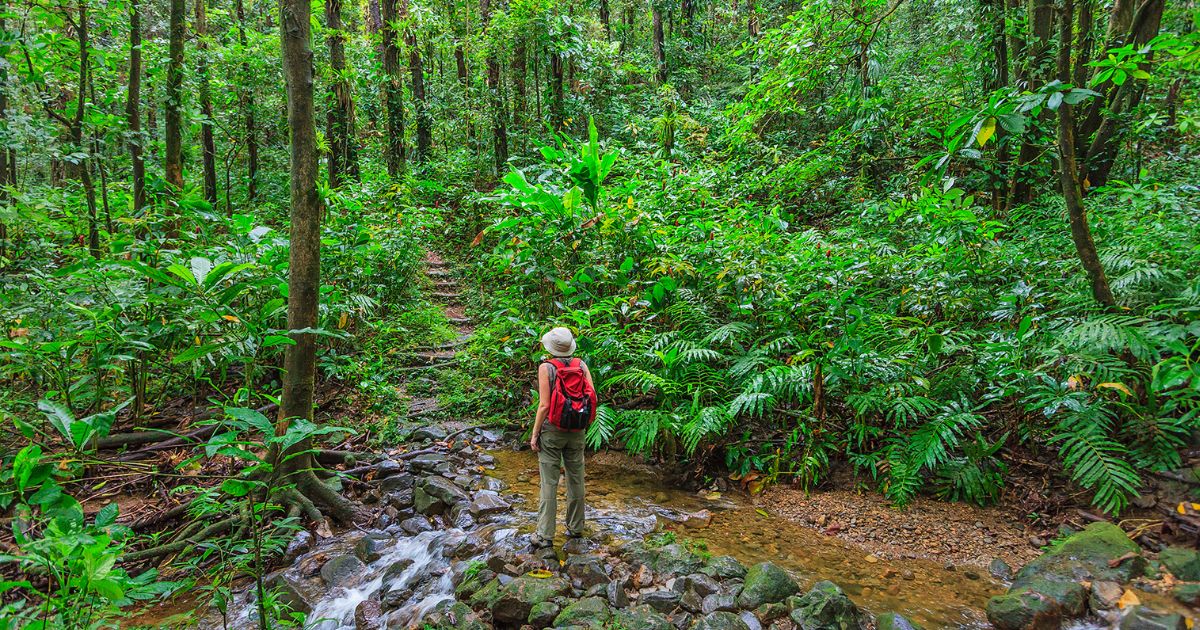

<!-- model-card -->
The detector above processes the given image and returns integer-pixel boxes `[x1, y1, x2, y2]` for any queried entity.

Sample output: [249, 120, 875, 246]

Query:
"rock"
[1029, 536, 1047, 548]
[607, 580, 630, 608]
[409, 452, 449, 473]
[553, 596, 612, 627]
[875, 612, 922, 630]
[466, 578, 504, 612]
[1159, 547, 1200, 581]
[633, 564, 654, 588]
[421, 475, 471, 506]
[320, 554, 367, 587]
[1089, 581, 1125, 611]
[703, 593, 739, 614]
[639, 589, 682, 614]
[563, 536, 600, 555]
[489, 575, 572, 626]
[615, 605, 673, 630]
[455, 570, 496, 600]
[263, 570, 317, 614]
[414, 486, 445, 515]
[673, 611, 695, 629]
[354, 534, 389, 564]
[469, 490, 511, 517]
[989, 558, 1013, 581]
[1171, 582, 1200, 606]
[566, 555, 610, 589]
[381, 473, 415, 493]
[739, 562, 801, 609]
[653, 543, 704, 576]
[1119, 606, 1187, 630]
[704, 555, 749, 580]
[283, 530, 313, 563]
[375, 458, 402, 477]
[1013, 522, 1145, 585]
[528, 601, 561, 628]
[681, 510, 714, 528]
[424, 600, 487, 630]
[674, 573, 721, 598]
[400, 515, 433, 534]
[986, 579, 1087, 630]
[354, 598, 383, 630]
[741, 612, 765, 630]
[692, 611, 753, 630]
[788, 581, 863, 630]
[450, 503, 475, 529]
[411, 425, 448, 442]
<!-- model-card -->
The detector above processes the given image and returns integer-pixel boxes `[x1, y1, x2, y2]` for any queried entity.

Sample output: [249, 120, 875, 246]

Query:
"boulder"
[263, 570, 317, 614]
[693, 611, 753, 630]
[653, 543, 704, 576]
[875, 612, 922, 630]
[414, 486, 445, 515]
[704, 555, 749, 580]
[739, 562, 801, 609]
[421, 475, 471, 506]
[606, 580, 630, 608]
[1012, 522, 1145, 585]
[528, 601, 561, 628]
[986, 579, 1087, 630]
[409, 452, 449, 473]
[703, 593, 739, 614]
[788, 581, 863, 630]
[354, 534, 389, 564]
[488, 575, 572, 626]
[411, 426, 448, 442]
[400, 515, 433, 535]
[320, 554, 367, 587]
[1171, 582, 1200, 607]
[566, 554, 610, 589]
[1158, 547, 1200, 581]
[424, 600, 488, 630]
[469, 490, 511, 517]
[674, 573, 721, 598]
[614, 605, 673, 630]
[639, 589, 682, 614]
[553, 596, 612, 628]
[283, 530, 313, 563]
[1119, 606, 1188, 630]
[381, 473, 416, 493]
[1089, 581, 1125, 611]
[466, 578, 504, 611]
[354, 598, 383, 630]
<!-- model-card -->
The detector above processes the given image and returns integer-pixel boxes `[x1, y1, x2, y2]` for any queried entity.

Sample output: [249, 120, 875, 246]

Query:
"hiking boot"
[530, 534, 553, 549]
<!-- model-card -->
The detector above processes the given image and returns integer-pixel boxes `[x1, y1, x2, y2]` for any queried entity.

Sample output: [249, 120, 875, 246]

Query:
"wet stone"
[353, 598, 383, 630]
[788, 581, 863, 630]
[639, 589, 682, 614]
[283, 530, 313, 563]
[409, 453, 448, 473]
[876, 612, 923, 630]
[354, 534, 389, 564]
[263, 570, 317, 614]
[741, 611, 765, 630]
[1119, 606, 1188, 630]
[615, 605, 673, 630]
[704, 555, 748, 580]
[563, 536, 600, 555]
[469, 490, 511, 517]
[400, 516, 433, 535]
[528, 601, 560, 628]
[320, 554, 367, 587]
[652, 544, 704, 576]
[567, 555, 611, 589]
[739, 562, 800, 609]
[1171, 583, 1200, 607]
[607, 580, 630, 608]
[671, 611, 694, 629]
[1159, 547, 1200, 581]
[554, 596, 612, 627]
[411, 426, 448, 442]
[988, 558, 1013, 581]
[674, 573, 721, 598]
[375, 458, 402, 477]
[703, 593, 738, 614]
[381, 473, 415, 493]
[421, 475, 471, 506]
[1090, 580, 1124, 611]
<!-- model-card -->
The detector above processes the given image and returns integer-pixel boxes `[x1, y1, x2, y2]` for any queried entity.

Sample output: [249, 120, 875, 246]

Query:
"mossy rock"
[552, 596, 612, 628]
[876, 612, 923, 630]
[1159, 547, 1200, 581]
[1013, 523, 1144, 585]
[693, 611, 753, 630]
[467, 577, 503, 611]
[652, 543, 704, 576]
[739, 562, 801, 609]
[527, 600, 560, 628]
[788, 581, 863, 630]
[614, 605, 673, 630]
[985, 579, 1086, 630]
[1171, 582, 1200, 607]
[489, 574, 572, 626]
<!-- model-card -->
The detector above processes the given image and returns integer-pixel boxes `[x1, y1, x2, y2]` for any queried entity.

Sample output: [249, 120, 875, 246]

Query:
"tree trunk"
[599, 0, 612, 40]
[1056, 0, 1115, 309]
[747, 0, 759, 38]
[512, 37, 527, 138]
[0, 6, 12, 260]
[126, 0, 146, 225]
[1008, 0, 1055, 206]
[70, 0, 100, 257]
[236, 0, 258, 202]
[653, 6, 667, 84]
[195, 0, 217, 205]
[454, 41, 474, 145]
[406, 1, 431, 163]
[481, 0, 507, 173]
[550, 51, 565, 132]
[326, 0, 357, 186]
[278, 0, 356, 524]
[166, 0, 185, 196]
[382, 0, 406, 177]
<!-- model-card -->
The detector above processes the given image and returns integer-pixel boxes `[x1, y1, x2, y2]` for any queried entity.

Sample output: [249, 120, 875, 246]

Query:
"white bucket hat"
[541, 327, 577, 357]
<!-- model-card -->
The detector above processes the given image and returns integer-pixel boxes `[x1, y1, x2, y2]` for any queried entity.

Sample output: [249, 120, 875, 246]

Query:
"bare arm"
[531, 363, 551, 451]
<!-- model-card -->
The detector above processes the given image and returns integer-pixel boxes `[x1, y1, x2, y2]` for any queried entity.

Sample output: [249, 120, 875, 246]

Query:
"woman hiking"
[529, 327, 598, 548]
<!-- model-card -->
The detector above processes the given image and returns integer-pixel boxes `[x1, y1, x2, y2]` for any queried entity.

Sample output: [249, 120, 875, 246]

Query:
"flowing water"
[487, 449, 1004, 629]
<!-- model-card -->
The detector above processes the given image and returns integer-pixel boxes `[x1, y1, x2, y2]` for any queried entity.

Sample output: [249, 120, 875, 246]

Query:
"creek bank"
[985, 522, 1199, 630]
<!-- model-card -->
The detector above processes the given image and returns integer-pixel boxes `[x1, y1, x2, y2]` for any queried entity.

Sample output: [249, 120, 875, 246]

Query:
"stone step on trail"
[431, 292, 463, 301]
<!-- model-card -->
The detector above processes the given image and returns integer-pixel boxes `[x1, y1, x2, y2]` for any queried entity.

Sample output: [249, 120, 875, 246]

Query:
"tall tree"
[653, 4, 667, 84]
[165, 0, 185, 195]
[326, 0, 358, 185]
[126, 0, 146, 222]
[68, 0, 101, 257]
[1009, 0, 1055, 205]
[1056, 0, 1115, 308]
[278, 0, 356, 523]
[406, 0, 431, 162]
[481, 0, 507, 172]
[512, 36, 527, 140]
[0, 3, 13, 260]
[195, 0, 217, 204]
[236, 0, 258, 201]
[381, 0, 406, 176]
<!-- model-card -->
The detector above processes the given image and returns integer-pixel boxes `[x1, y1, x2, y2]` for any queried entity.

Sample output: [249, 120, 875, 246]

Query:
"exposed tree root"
[122, 515, 243, 564]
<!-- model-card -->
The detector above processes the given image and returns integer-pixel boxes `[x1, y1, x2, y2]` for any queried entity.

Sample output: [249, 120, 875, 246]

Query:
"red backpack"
[546, 358, 598, 431]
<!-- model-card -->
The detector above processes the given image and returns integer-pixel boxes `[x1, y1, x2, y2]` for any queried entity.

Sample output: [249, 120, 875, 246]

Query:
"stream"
[215, 442, 1006, 629]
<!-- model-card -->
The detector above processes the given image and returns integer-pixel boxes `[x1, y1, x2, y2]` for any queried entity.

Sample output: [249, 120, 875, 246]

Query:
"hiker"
[529, 327, 598, 548]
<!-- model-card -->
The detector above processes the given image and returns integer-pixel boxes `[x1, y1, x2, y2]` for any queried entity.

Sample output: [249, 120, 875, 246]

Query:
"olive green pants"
[536, 427, 586, 539]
